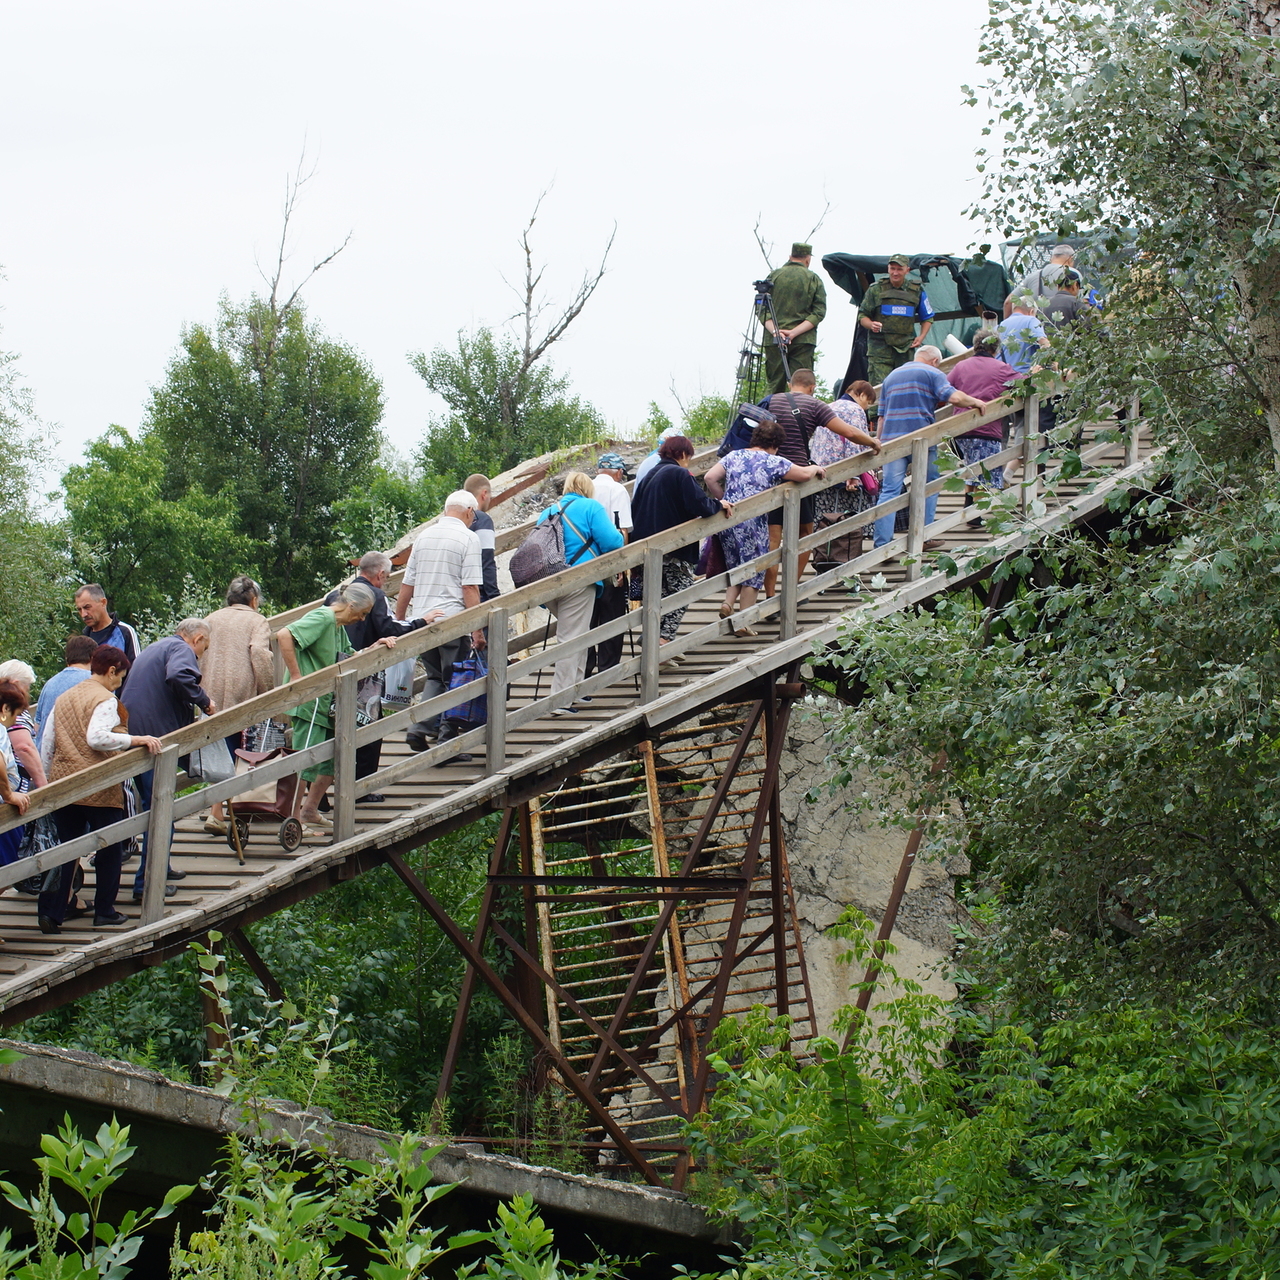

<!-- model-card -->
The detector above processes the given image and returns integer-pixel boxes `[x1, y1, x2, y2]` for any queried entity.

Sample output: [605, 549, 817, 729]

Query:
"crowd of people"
[0, 249, 1095, 944]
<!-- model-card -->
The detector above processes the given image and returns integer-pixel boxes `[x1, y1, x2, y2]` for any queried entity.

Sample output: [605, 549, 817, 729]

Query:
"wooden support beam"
[226, 926, 285, 1003]
[140, 746, 178, 927]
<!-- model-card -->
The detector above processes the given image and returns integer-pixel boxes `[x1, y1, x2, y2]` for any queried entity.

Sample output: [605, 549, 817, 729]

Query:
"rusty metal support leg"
[687, 687, 797, 1114]
[225, 926, 284, 1002]
[584, 702, 767, 1090]
[436, 807, 517, 1105]
[843, 752, 948, 1046]
[385, 850, 665, 1186]
[768, 781, 789, 1019]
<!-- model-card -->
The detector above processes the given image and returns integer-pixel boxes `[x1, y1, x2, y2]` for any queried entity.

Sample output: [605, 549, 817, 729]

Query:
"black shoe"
[94, 911, 129, 927]
[64, 900, 90, 920]
[132, 885, 179, 901]
[166, 868, 187, 881]
[318, 794, 332, 813]
[436, 728, 473, 764]
[406, 734, 430, 753]
[38, 915, 60, 935]
[355, 793, 386, 805]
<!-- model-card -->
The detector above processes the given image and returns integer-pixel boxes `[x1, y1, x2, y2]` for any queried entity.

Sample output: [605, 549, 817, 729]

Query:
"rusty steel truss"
[419, 690, 815, 1188]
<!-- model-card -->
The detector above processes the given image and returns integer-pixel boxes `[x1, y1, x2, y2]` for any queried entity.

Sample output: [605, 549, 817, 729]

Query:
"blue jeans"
[872, 444, 939, 548]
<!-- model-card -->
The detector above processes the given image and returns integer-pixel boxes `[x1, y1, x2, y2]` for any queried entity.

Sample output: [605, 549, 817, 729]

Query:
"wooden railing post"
[332, 669, 358, 844]
[779, 486, 801, 640]
[1021, 395, 1041, 515]
[1126, 394, 1141, 467]
[140, 745, 178, 926]
[641, 546, 663, 705]
[905, 437, 929, 581]
[486, 608, 509, 775]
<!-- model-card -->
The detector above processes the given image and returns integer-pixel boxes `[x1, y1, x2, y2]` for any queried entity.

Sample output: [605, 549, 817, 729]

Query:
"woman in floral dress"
[703, 421, 827, 635]
[809, 380, 880, 569]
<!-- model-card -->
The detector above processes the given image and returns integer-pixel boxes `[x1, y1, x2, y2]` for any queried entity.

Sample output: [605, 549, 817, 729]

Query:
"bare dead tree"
[752, 217, 775, 269]
[502, 189, 616, 376]
[250, 152, 352, 373]
[752, 200, 833, 270]
[803, 198, 832, 246]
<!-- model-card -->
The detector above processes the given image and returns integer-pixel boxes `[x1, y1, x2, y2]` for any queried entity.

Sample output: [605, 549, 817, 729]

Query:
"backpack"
[718, 400, 777, 457]
[510, 500, 595, 589]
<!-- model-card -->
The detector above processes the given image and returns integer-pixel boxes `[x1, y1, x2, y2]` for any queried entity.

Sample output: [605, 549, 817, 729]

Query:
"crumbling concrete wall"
[777, 700, 967, 1039]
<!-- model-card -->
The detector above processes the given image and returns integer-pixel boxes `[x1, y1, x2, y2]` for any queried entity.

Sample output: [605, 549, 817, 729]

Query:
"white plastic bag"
[191, 736, 235, 784]
[382, 657, 416, 709]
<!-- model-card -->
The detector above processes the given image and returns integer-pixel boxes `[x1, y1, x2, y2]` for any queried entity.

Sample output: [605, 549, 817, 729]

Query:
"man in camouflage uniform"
[758, 242, 827, 395]
[858, 254, 936, 392]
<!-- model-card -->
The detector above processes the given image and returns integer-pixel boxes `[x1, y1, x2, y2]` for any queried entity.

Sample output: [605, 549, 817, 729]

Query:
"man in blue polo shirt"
[872, 347, 988, 550]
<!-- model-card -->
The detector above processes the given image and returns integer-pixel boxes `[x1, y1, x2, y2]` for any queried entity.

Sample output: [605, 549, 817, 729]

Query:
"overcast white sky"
[2, 0, 996, 481]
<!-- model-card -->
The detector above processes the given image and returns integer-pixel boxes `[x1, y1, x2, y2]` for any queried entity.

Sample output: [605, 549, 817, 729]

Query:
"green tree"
[410, 193, 613, 484]
[63, 426, 259, 625]
[146, 295, 384, 605]
[332, 450, 452, 564]
[411, 327, 605, 481]
[969, 0, 1280, 457]
[0, 322, 73, 677]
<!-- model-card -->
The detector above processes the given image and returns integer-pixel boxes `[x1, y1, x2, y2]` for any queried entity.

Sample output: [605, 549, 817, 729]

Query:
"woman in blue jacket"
[535, 473, 625, 707]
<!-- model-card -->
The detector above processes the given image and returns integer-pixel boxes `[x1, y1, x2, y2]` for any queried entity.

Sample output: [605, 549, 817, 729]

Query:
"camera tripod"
[725, 279, 795, 430]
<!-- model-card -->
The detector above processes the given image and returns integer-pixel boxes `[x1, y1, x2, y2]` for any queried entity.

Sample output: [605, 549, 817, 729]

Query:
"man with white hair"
[1003, 244, 1077, 318]
[395, 491, 487, 753]
[120, 617, 216, 899]
[871, 347, 989, 551]
[325, 551, 444, 801]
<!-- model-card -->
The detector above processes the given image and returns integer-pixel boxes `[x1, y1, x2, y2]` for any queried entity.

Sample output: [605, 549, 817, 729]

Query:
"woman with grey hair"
[200, 576, 274, 835]
[0, 659, 47, 789]
[275, 581, 390, 834]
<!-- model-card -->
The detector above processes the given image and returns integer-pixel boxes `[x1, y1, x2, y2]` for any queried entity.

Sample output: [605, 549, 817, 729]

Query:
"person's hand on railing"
[419, 608, 446, 626]
[366, 637, 397, 652]
[3, 790, 30, 815]
[717, 499, 734, 519]
[130, 735, 163, 755]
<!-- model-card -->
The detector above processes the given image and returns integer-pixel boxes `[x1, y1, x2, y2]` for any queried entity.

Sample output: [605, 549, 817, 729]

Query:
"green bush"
[684, 912, 1280, 1279]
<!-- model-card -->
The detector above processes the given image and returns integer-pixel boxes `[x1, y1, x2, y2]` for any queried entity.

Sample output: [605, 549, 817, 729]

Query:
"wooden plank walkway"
[0, 414, 1157, 1023]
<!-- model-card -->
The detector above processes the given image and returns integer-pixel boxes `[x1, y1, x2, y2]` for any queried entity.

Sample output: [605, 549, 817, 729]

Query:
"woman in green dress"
[275, 581, 393, 833]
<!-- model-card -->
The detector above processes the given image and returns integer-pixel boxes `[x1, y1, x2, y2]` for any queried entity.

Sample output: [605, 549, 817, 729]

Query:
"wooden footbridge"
[0, 393, 1157, 1186]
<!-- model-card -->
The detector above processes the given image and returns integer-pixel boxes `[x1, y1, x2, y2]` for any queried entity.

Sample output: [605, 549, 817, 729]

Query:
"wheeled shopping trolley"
[226, 747, 304, 860]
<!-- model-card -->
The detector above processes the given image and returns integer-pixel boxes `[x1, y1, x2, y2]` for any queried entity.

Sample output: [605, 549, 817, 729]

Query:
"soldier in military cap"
[858, 254, 936, 394]
[758, 242, 827, 395]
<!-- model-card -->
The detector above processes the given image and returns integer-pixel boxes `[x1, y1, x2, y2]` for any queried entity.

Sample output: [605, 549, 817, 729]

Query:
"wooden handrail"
[1, 390, 1142, 902]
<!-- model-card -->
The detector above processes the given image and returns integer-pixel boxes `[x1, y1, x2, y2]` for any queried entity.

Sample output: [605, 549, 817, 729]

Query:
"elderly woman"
[535, 473, 625, 710]
[0, 660, 47, 790]
[36, 646, 162, 933]
[703, 422, 826, 636]
[0, 680, 33, 881]
[276, 581, 393, 834]
[630, 435, 734, 648]
[810, 379, 881, 566]
[201, 576, 275, 835]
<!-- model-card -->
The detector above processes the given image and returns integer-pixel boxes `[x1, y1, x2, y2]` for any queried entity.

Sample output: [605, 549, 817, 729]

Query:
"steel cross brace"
[487, 919, 686, 1118]
[385, 851, 663, 1186]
